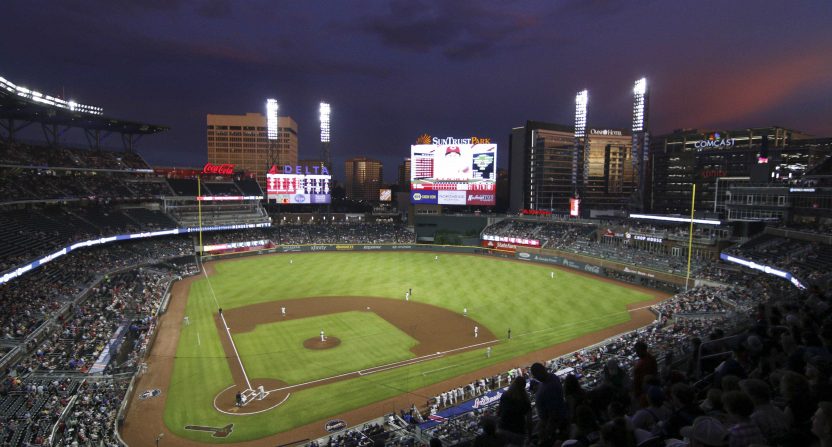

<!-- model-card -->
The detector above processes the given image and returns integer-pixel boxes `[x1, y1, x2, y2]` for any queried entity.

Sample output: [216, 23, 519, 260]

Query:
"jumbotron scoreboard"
[410, 136, 496, 206]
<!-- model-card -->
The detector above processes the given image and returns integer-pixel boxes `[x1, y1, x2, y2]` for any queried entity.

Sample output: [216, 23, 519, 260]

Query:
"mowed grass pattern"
[233, 312, 418, 384]
[164, 252, 655, 443]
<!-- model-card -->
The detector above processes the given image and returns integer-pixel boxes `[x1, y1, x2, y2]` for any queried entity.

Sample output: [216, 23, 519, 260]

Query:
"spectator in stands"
[778, 370, 817, 445]
[564, 404, 600, 446]
[673, 416, 728, 447]
[739, 378, 787, 444]
[631, 386, 670, 434]
[721, 391, 766, 447]
[497, 376, 530, 445]
[529, 362, 566, 445]
[663, 383, 705, 440]
[472, 416, 505, 447]
[633, 341, 658, 405]
[813, 402, 832, 447]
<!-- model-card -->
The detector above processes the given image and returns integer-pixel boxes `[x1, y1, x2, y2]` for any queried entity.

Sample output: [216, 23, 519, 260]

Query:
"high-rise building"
[345, 157, 383, 202]
[509, 122, 635, 214]
[650, 127, 826, 214]
[207, 112, 298, 187]
[509, 121, 576, 212]
[398, 158, 411, 191]
[582, 129, 636, 212]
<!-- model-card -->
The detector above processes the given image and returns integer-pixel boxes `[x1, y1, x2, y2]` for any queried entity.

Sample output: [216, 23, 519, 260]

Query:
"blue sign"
[411, 191, 439, 204]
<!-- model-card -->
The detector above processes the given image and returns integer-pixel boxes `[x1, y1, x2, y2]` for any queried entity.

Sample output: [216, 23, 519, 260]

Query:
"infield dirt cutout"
[120, 254, 668, 447]
[303, 337, 342, 349]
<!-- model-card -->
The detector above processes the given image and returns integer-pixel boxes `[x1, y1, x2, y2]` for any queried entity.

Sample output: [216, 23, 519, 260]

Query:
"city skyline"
[2, 0, 831, 182]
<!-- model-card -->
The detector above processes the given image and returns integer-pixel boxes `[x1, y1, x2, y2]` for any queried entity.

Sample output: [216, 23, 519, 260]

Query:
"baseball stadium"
[1, 67, 832, 447]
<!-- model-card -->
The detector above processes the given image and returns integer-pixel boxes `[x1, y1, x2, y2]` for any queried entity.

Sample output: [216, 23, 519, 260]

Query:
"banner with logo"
[515, 252, 605, 276]
[411, 191, 439, 204]
[438, 190, 467, 205]
[418, 388, 506, 430]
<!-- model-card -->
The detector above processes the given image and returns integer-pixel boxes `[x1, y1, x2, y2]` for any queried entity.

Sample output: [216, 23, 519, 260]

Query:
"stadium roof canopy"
[0, 74, 168, 151]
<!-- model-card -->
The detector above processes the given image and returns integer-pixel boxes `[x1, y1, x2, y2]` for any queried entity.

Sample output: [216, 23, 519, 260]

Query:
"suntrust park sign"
[418, 134, 492, 145]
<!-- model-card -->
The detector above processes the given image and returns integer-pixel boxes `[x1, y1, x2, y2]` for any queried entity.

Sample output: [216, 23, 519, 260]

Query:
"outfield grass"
[164, 252, 655, 443]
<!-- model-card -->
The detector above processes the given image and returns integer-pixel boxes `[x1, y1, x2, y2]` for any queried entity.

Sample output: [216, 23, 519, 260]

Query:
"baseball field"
[121, 251, 665, 445]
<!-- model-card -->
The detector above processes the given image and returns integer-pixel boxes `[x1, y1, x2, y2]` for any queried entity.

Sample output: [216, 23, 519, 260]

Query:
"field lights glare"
[266, 98, 279, 141]
[633, 77, 647, 95]
[574, 90, 588, 138]
[320, 102, 331, 143]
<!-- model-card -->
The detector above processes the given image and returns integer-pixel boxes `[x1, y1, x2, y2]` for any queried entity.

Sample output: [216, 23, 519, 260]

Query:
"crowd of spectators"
[0, 259, 190, 447]
[1, 236, 193, 340]
[726, 234, 832, 286]
[0, 141, 151, 171]
[398, 264, 832, 447]
[481, 219, 705, 275]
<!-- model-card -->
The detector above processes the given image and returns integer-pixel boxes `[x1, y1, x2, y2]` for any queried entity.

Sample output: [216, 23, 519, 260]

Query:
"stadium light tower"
[319, 101, 331, 173]
[574, 90, 588, 138]
[631, 77, 650, 211]
[266, 98, 280, 169]
[573, 89, 589, 200]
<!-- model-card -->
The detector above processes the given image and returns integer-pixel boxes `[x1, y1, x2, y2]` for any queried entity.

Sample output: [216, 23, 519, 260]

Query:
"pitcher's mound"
[303, 337, 341, 350]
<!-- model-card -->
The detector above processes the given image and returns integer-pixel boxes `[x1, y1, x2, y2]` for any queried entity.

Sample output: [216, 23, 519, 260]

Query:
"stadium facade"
[207, 112, 298, 187]
[650, 127, 832, 214]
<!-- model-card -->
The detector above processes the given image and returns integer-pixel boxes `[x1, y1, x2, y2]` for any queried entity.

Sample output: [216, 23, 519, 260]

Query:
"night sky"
[3, 0, 831, 181]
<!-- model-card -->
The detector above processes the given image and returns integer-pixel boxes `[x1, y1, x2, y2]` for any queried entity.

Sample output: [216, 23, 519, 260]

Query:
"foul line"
[201, 260, 253, 391]
[264, 339, 498, 393]
[513, 303, 657, 339]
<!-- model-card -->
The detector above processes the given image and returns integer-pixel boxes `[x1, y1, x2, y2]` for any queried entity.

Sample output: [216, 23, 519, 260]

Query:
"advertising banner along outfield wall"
[515, 252, 604, 276]
[410, 143, 496, 205]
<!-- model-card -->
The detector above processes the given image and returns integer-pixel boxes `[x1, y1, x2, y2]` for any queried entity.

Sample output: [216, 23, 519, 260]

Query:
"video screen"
[266, 171, 331, 204]
[410, 144, 496, 205]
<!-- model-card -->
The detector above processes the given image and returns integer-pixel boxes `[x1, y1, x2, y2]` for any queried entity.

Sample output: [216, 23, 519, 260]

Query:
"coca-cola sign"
[203, 163, 235, 175]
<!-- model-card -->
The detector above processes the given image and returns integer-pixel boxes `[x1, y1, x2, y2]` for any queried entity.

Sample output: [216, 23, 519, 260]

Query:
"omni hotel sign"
[590, 129, 623, 136]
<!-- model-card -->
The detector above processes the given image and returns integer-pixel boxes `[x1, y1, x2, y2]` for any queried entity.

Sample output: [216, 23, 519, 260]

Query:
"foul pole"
[685, 183, 696, 290]
[198, 175, 203, 256]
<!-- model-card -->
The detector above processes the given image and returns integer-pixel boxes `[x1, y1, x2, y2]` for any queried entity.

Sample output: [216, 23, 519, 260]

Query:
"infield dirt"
[120, 255, 667, 446]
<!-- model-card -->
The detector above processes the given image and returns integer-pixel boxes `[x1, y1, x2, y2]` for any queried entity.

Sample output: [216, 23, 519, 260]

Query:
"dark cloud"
[196, 0, 233, 18]
[1, 0, 831, 182]
[359, 0, 541, 60]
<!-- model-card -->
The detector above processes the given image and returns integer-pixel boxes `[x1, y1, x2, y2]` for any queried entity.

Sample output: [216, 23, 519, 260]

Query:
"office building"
[650, 127, 828, 214]
[345, 157, 383, 202]
[207, 112, 298, 187]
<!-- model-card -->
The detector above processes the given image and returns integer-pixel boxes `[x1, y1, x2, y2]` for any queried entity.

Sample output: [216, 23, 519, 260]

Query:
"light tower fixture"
[574, 90, 588, 138]
[319, 102, 331, 143]
[632, 78, 647, 132]
[266, 98, 279, 141]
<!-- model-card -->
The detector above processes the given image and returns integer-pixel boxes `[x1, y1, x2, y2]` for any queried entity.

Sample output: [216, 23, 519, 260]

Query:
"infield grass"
[163, 251, 657, 443]
[233, 312, 418, 384]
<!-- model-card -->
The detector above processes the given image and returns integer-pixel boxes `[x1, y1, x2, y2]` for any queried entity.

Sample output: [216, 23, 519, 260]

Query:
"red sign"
[569, 198, 580, 217]
[482, 240, 516, 252]
[466, 191, 495, 206]
[521, 209, 552, 216]
[203, 163, 235, 175]
[701, 169, 727, 178]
